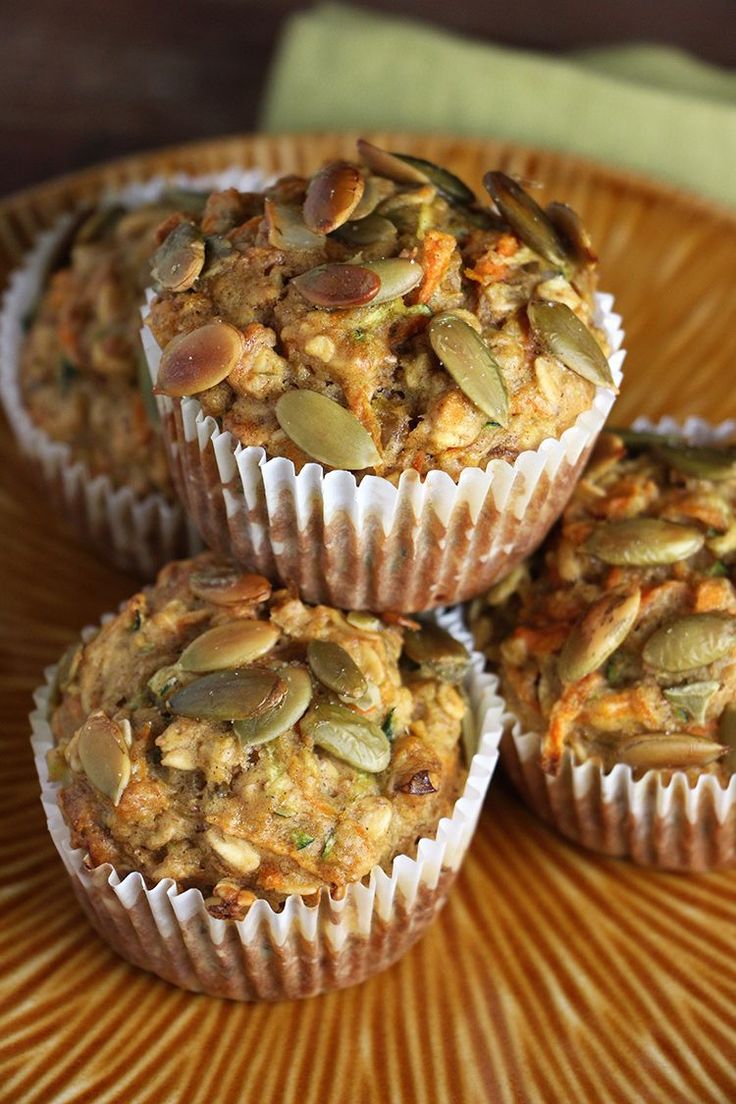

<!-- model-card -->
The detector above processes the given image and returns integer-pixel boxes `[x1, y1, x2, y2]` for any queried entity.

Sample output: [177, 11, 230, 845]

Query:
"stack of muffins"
[10, 137, 731, 1003]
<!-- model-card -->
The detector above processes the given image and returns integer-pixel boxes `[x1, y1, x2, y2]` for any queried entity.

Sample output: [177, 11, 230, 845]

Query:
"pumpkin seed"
[393, 154, 475, 205]
[276, 390, 381, 470]
[292, 263, 380, 308]
[663, 681, 720, 725]
[608, 427, 680, 451]
[180, 620, 279, 673]
[307, 639, 367, 700]
[264, 198, 325, 250]
[301, 701, 391, 772]
[332, 213, 398, 249]
[356, 138, 428, 186]
[483, 171, 568, 268]
[485, 565, 528, 606]
[403, 622, 471, 683]
[428, 312, 509, 426]
[643, 613, 736, 672]
[168, 668, 287, 721]
[546, 201, 597, 265]
[233, 666, 312, 747]
[150, 222, 205, 291]
[587, 518, 705, 566]
[361, 258, 423, 304]
[528, 301, 615, 389]
[346, 611, 383, 632]
[558, 587, 641, 683]
[655, 443, 736, 483]
[303, 160, 365, 234]
[615, 734, 726, 771]
[77, 712, 131, 805]
[350, 175, 396, 219]
[189, 567, 272, 606]
[156, 322, 243, 397]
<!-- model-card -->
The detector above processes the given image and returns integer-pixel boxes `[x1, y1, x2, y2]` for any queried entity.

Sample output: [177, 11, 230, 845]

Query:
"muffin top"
[19, 196, 198, 498]
[49, 553, 470, 915]
[147, 140, 612, 482]
[471, 429, 736, 778]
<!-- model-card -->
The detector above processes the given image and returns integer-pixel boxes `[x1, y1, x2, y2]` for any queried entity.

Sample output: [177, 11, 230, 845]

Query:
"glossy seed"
[168, 668, 286, 721]
[656, 443, 736, 482]
[233, 666, 312, 747]
[428, 312, 509, 426]
[350, 175, 396, 219]
[643, 613, 736, 673]
[615, 734, 726, 771]
[403, 622, 471, 683]
[150, 222, 205, 291]
[332, 213, 398, 249]
[264, 198, 325, 250]
[180, 621, 279, 673]
[292, 263, 380, 309]
[189, 568, 272, 606]
[356, 139, 428, 186]
[307, 639, 367, 700]
[394, 154, 475, 205]
[77, 712, 131, 805]
[558, 587, 641, 683]
[303, 160, 365, 234]
[663, 681, 720, 725]
[587, 518, 705, 566]
[608, 427, 680, 451]
[546, 201, 597, 264]
[363, 258, 423, 304]
[156, 322, 243, 397]
[301, 701, 391, 772]
[528, 301, 615, 389]
[484, 171, 568, 268]
[276, 390, 381, 470]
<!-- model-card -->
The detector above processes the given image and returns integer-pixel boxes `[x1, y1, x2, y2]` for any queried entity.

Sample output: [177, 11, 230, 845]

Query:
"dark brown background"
[1, 0, 734, 197]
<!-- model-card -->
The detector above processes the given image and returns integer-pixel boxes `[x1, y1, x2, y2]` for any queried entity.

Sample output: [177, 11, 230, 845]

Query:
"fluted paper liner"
[0, 169, 266, 575]
[501, 416, 736, 872]
[142, 289, 625, 610]
[30, 606, 503, 1001]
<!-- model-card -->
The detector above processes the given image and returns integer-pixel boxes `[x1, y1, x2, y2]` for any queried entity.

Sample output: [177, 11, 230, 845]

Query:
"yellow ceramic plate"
[2, 134, 735, 1104]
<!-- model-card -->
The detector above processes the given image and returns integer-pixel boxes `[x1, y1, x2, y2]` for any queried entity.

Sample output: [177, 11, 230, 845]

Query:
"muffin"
[1, 192, 203, 574]
[33, 552, 502, 999]
[470, 420, 736, 870]
[141, 139, 625, 610]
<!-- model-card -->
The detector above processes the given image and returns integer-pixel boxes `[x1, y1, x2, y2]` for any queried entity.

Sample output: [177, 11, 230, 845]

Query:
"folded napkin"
[262, 4, 736, 206]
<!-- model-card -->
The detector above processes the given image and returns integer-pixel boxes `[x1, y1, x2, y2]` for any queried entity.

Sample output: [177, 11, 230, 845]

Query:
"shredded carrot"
[409, 230, 456, 304]
[694, 577, 736, 613]
[542, 674, 603, 771]
[496, 233, 519, 258]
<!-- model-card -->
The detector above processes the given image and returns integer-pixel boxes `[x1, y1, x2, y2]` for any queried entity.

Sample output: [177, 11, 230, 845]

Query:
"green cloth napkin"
[262, 4, 736, 207]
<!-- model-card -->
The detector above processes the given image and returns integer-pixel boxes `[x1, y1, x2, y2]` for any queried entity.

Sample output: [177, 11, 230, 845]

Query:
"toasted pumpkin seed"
[484, 172, 568, 268]
[264, 198, 325, 250]
[292, 262, 380, 308]
[587, 518, 705, 566]
[362, 258, 423, 304]
[180, 620, 279, 673]
[428, 312, 509, 426]
[307, 639, 367, 700]
[643, 613, 736, 672]
[403, 622, 471, 683]
[150, 222, 205, 291]
[156, 322, 243, 397]
[356, 138, 428, 186]
[168, 668, 286, 721]
[558, 587, 641, 683]
[546, 201, 597, 265]
[303, 160, 365, 234]
[394, 154, 475, 205]
[233, 666, 312, 747]
[333, 213, 398, 249]
[189, 568, 272, 606]
[663, 681, 720, 725]
[608, 427, 680, 451]
[350, 175, 396, 219]
[528, 301, 615, 389]
[615, 734, 726, 771]
[77, 712, 131, 805]
[301, 701, 391, 772]
[656, 443, 736, 482]
[276, 390, 381, 470]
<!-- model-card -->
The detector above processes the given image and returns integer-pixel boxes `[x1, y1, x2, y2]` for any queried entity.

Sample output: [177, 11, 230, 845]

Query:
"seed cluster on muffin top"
[471, 430, 736, 778]
[19, 196, 203, 498]
[49, 553, 469, 916]
[147, 139, 613, 482]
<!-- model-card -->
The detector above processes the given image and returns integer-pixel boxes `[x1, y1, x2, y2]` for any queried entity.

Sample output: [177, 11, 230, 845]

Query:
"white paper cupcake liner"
[501, 416, 736, 871]
[141, 291, 625, 611]
[30, 606, 503, 1001]
[0, 169, 267, 576]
